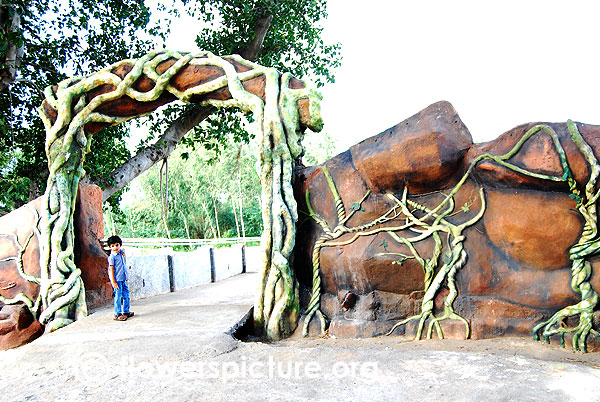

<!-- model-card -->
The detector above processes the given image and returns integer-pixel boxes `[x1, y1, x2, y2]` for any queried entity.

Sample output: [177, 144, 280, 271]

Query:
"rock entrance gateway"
[32, 50, 323, 339]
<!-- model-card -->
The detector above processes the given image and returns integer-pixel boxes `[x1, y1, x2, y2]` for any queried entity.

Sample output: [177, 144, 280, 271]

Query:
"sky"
[161, 0, 600, 151]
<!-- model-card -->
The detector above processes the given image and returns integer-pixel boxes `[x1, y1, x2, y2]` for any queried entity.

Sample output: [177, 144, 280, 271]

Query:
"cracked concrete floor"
[1, 272, 600, 401]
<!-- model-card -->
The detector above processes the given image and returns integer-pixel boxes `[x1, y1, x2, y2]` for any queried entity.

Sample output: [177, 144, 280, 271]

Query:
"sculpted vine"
[0, 206, 42, 313]
[533, 121, 600, 352]
[5, 47, 598, 352]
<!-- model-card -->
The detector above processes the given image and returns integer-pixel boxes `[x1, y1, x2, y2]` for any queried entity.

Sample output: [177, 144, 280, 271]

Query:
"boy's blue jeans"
[114, 280, 130, 315]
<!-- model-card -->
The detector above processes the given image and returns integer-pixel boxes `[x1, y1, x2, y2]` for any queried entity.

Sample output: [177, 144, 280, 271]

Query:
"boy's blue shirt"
[108, 249, 128, 281]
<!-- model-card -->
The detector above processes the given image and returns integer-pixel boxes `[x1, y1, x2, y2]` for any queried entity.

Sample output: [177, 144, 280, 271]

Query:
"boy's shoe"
[114, 314, 128, 321]
[124, 312, 134, 318]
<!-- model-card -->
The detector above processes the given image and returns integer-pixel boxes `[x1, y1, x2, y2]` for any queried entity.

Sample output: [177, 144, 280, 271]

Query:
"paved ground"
[2, 272, 600, 401]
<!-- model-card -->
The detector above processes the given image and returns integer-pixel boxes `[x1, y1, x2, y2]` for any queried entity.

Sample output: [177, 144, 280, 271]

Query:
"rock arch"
[29, 50, 322, 338]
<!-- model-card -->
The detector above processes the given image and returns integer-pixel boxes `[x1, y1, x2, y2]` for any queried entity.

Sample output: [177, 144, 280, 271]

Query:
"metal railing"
[119, 237, 261, 248]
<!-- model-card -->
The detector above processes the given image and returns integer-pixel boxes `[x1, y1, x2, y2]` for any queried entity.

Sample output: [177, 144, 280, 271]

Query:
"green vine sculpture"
[533, 120, 600, 352]
[0, 205, 42, 314]
[384, 189, 485, 339]
[304, 165, 377, 336]
[304, 169, 484, 339]
[305, 123, 598, 349]
[33, 49, 322, 338]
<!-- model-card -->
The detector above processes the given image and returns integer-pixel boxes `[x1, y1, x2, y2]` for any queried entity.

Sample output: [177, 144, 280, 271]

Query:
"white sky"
[319, 0, 600, 148]
[162, 0, 600, 151]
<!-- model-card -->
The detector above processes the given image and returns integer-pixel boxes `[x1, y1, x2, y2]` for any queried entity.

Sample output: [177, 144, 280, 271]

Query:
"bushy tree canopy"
[114, 140, 263, 239]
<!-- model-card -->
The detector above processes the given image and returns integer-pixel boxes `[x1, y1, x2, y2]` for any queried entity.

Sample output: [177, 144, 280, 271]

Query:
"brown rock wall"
[74, 185, 112, 311]
[293, 101, 600, 345]
[0, 184, 109, 349]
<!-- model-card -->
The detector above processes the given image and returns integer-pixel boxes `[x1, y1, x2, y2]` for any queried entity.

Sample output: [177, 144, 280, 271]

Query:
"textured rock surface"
[0, 197, 44, 350]
[0, 184, 108, 349]
[293, 101, 600, 345]
[74, 185, 112, 311]
[350, 101, 473, 194]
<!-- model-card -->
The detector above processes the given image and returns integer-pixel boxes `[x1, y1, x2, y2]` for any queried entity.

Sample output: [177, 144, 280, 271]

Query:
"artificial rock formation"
[34, 50, 322, 341]
[294, 101, 600, 351]
[74, 185, 113, 311]
[1, 50, 322, 347]
[0, 197, 44, 350]
[0, 184, 107, 350]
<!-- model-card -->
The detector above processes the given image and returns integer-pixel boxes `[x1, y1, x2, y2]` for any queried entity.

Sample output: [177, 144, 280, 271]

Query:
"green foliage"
[176, 107, 255, 162]
[0, 0, 171, 208]
[302, 129, 337, 166]
[0, 0, 340, 213]
[186, 0, 341, 86]
[147, 0, 342, 161]
[115, 137, 263, 239]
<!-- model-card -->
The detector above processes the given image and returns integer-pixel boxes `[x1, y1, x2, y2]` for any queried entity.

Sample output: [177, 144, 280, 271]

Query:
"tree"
[0, 0, 171, 211]
[115, 140, 263, 240]
[0, 0, 339, 341]
[0, 1, 23, 91]
[114, 123, 337, 241]
[0, 0, 341, 212]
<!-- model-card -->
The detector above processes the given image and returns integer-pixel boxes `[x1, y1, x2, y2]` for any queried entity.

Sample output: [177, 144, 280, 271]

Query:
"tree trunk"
[231, 195, 240, 238]
[128, 211, 135, 236]
[159, 159, 171, 239]
[237, 169, 246, 238]
[0, 4, 24, 92]
[101, 106, 213, 202]
[239, 198, 246, 238]
[239, 12, 273, 61]
[176, 204, 190, 239]
[200, 201, 216, 238]
[181, 210, 191, 239]
[213, 199, 221, 239]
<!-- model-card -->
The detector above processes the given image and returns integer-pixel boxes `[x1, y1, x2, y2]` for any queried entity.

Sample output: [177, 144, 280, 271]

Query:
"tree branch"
[101, 11, 275, 202]
[101, 106, 213, 201]
[12, 78, 44, 96]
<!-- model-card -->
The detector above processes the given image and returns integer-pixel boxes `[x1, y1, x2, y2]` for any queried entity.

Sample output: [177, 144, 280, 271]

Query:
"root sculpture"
[305, 122, 600, 350]
[533, 121, 600, 352]
[31, 50, 322, 338]
[6, 51, 599, 352]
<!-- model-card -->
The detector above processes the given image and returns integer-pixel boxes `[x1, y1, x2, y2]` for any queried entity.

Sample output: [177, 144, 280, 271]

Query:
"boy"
[107, 235, 134, 321]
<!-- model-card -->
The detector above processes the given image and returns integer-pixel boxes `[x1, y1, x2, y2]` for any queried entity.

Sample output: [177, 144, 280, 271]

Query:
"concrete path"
[2, 273, 600, 401]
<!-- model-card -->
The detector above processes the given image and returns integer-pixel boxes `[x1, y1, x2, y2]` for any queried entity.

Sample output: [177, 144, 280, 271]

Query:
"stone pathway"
[1, 272, 600, 401]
